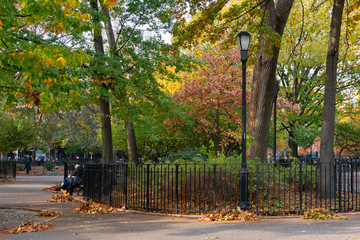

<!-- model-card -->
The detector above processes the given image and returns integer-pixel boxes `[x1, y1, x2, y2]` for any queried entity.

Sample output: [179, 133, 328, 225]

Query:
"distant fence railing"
[83, 161, 360, 215]
[0, 161, 16, 179]
[15, 159, 95, 176]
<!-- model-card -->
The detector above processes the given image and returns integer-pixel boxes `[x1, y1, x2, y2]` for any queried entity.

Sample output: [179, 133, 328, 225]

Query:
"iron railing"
[15, 160, 87, 176]
[82, 161, 360, 215]
[0, 161, 16, 179]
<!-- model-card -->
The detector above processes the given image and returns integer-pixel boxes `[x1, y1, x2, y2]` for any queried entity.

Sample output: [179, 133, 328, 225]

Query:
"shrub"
[44, 162, 55, 171]
[159, 148, 207, 163]
[16, 164, 25, 171]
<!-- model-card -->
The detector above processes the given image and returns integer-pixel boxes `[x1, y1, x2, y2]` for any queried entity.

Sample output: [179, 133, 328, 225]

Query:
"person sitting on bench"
[60, 164, 83, 196]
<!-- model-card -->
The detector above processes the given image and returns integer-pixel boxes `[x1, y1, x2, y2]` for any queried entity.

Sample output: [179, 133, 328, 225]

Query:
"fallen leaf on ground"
[42, 184, 61, 191]
[302, 208, 347, 220]
[200, 207, 258, 222]
[46, 194, 75, 202]
[0, 178, 12, 183]
[72, 201, 115, 214]
[36, 210, 62, 218]
[8, 221, 49, 234]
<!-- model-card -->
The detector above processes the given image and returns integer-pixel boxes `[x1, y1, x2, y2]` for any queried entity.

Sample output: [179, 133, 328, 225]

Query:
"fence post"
[175, 164, 179, 214]
[213, 164, 216, 211]
[64, 162, 68, 180]
[256, 165, 259, 216]
[108, 165, 113, 207]
[83, 164, 87, 200]
[124, 164, 128, 209]
[299, 162, 303, 215]
[13, 161, 16, 178]
[338, 162, 342, 212]
[350, 162, 354, 194]
[146, 164, 150, 211]
[99, 164, 103, 202]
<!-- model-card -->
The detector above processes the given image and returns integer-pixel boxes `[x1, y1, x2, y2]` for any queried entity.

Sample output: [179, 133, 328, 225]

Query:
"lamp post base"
[237, 201, 251, 211]
[238, 167, 251, 211]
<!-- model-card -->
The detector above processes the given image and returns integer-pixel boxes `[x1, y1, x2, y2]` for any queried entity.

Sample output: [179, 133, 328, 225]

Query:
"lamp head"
[237, 30, 251, 51]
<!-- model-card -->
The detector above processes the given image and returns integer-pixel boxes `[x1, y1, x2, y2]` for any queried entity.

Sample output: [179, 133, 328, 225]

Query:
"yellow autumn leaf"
[64, 0, 76, 11]
[0, 20, 3, 30]
[24, 81, 32, 88]
[70, 77, 79, 82]
[44, 78, 56, 86]
[56, 57, 67, 67]
[79, 13, 90, 22]
[104, 0, 117, 8]
[44, 57, 53, 67]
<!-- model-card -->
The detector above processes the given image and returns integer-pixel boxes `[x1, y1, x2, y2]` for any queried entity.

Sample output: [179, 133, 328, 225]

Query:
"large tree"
[87, 0, 193, 163]
[174, 44, 248, 156]
[172, 0, 294, 162]
[277, 0, 360, 158]
[248, 0, 294, 162]
[319, 0, 345, 198]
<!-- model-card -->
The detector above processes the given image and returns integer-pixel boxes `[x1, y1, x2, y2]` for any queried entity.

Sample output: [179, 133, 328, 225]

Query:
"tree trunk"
[32, 142, 37, 162]
[31, 106, 41, 162]
[248, 0, 294, 162]
[288, 130, 298, 157]
[319, 0, 345, 198]
[90, 0, 114, 164]
[50, 148, 55, 161]
[100, 98, 114, 164]
[102, 3, 139, 163]
[214, 107, 220, 156]
[125, 121, 139, 164]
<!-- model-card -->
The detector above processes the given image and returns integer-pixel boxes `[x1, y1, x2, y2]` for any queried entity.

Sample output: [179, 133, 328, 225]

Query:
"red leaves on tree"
[173, 45, 252, 153]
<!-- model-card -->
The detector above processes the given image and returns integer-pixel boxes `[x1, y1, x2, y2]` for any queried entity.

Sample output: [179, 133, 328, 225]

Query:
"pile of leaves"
[46, 194, 75, 202]
[302, 208, 347, 220]
[0, 178, 11, 183]
[42, 184, 61, 191]
[72, 201, 115, 214]
[200, 207, 258, 222]
[36, 210, 61, 218]
[8, 221, 49, 234]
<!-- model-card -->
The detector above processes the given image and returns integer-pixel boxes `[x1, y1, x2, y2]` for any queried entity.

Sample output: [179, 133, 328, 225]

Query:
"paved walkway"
[1, 176, 360, 239]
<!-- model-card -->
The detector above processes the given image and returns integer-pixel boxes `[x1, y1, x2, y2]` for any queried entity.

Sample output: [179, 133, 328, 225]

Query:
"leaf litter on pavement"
[200, 207, 258, 222]
[42, 184, 61, 191]
[7, 211, 62, 235]
[46, 194, 75, 202]
[72, 201, 115, 214]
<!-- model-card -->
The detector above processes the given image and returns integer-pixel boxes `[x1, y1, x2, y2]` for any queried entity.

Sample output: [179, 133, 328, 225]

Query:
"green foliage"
[16, 163, 25, 171]
[334, 121, 360, 156]
[0, 0, 91, 111]
[112, 89, 202, 162]
[0, 111, 35, 153]
[44, 162, 55, 171]
[291, 125, 321, 150]
[277, 0, 360, 156]
[159, 148, 207, 163]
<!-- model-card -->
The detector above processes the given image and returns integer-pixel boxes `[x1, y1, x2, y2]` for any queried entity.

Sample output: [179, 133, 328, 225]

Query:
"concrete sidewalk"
[1, 176, 360, 240]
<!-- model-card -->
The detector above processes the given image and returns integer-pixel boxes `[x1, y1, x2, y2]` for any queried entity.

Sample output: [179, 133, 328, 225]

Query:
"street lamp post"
[237, 30, 251, 210]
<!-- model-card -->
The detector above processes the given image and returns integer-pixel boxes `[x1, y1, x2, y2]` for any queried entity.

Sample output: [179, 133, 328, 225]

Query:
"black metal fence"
[0, 161, 16, 179]
[15, 160, 89, 177]
[83, 161, 360, 215]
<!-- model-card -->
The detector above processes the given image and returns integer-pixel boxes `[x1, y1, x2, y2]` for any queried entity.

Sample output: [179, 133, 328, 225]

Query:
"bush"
[44, 162, 55, 171]
[16, 163, 25, 171]
[159, 148, 207, 163]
